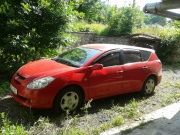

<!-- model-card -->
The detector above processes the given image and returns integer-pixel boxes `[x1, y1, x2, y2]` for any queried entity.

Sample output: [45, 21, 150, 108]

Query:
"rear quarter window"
[140, 50, 151, 61]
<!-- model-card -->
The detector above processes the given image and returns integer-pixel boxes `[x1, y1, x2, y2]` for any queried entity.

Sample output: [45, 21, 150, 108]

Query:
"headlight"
[27, 76, 55, 89]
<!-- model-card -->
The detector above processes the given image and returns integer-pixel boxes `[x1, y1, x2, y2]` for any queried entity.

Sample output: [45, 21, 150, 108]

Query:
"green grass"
[164, 82, 180, 88]
[161, 92, 180, 107]
[124, 99, 140, 119]
[132, 25, 162, 37]
[132, 25, 179, 38]
[0, 112, 28, 135]
[111, 116, 124, 127]
[73, 21, 109, 36]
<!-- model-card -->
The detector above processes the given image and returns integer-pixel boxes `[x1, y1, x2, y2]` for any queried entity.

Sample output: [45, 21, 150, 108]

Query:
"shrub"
[133, 25, 180, 64]
[108, 7, 144, 36]
[73, 21, 108, 35]
[0, 0, 80, 74]
[0, 112, 27, 135]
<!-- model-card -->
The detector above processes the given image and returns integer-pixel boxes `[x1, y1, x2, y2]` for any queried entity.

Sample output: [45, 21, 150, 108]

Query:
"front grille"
[14, 73, 26, 85]
[17, 73, 26, 80]
[14, 79, 21, 85]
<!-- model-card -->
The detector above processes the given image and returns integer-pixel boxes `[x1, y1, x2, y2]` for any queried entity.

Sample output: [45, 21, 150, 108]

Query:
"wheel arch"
[147, 74, 157, 86]
[53, 84, 85, 106]
[141, 74, 157, 96]
[142, 74, 157, 87]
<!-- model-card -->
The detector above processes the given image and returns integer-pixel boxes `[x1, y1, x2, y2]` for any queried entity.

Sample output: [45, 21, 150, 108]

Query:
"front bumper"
[11, 91, 52, 109]
[10, 73, 56, 109]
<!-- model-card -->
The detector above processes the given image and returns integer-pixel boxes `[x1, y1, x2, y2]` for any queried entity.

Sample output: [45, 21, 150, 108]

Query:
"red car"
[10, 44, 162, 112]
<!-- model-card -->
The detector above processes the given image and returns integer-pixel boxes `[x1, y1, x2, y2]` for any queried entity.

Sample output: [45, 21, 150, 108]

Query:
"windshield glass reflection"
[52, 47, 101, 67]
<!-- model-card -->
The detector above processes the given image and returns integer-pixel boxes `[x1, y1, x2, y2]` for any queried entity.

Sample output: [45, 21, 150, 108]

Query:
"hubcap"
[60, 92, 79, 111]
[145, 79, 155, 94]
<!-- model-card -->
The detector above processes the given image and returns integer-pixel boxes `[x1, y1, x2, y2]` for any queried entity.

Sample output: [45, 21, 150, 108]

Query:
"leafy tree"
[107, 6, 144, 36]
[173, 20, 180, 28]
[144, 14, 167, 26]
[76, 0, 106, 23]
[0, 0, 80, 74]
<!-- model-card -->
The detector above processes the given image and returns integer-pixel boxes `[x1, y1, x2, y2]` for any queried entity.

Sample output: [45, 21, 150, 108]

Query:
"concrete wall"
[71, 32, 180, 63]
[72, 32, 130, 46]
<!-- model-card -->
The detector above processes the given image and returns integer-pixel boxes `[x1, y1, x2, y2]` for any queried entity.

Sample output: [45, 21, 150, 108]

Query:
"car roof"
[81, 44, 155, 52]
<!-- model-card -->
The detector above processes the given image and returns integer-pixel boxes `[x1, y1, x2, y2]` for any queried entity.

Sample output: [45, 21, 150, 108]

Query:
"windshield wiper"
[52, 58, 79, 67]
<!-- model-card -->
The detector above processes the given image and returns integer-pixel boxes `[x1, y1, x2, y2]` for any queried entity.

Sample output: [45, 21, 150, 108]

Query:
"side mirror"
[91, 64, 103, 70]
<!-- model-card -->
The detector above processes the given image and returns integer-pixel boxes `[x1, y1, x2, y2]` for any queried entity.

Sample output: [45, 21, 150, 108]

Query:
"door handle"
[142, 66, 148, 69]
[117, 70, 123, 74]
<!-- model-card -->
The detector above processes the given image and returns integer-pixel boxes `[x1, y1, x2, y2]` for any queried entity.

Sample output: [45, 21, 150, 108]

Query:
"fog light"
[28, 99, 33, 104]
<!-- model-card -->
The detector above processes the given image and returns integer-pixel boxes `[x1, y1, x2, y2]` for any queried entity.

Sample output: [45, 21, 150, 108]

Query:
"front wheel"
[53, 86, 83, 113]
[141, 76, 156, 96]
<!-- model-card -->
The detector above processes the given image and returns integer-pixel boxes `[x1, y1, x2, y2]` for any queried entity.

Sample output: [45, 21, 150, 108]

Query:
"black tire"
[141, 76, 156, 96]
[53, 86, 83, 113]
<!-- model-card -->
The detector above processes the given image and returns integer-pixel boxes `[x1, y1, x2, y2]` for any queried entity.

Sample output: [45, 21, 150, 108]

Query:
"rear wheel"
[53, 86, 83, 113]
[141, 76, 156, 96]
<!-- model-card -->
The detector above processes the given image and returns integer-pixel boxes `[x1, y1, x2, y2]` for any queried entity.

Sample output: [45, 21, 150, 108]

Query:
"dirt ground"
[0, 66, 180, 132]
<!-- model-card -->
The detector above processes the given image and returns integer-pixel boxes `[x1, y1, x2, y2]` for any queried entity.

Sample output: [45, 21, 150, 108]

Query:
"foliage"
[132, 25, 162, 36]
[173, 20, 180, 28]
[157, 25, 180, 64]
[111, 115, 123, 127]
[0, 0, 80, 74]
[124, 99, 140, 118]
[133, 24, 180, 63]
[107, 6, 144, 36]
[0, 112, 28, 135]
[76, 0, 106, 23]
[144, 14, 167, 26]
[0, 81, 9, 95]
[73, 21, 108, 35]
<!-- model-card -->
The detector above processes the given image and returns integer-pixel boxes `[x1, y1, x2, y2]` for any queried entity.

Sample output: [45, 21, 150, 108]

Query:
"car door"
[122, 50, 150, 92]
[87, 51, 124, 99]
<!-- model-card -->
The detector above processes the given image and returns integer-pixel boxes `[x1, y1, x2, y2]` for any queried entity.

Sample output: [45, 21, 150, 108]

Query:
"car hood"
[17, 59, 75, 78]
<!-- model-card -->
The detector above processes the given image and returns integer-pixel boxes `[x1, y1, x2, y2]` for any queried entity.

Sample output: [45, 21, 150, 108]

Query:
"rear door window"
[123, 50, 142, 64]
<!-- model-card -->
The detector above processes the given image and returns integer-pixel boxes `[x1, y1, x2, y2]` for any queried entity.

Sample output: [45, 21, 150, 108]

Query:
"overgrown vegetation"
[0, 82, 9, 95]
[73, 21, 108, 35]
[107, 6, 144, 36]
[133, 24, 180, 64]
[0, 112, 28, 135]
[0, 0, 81, 74]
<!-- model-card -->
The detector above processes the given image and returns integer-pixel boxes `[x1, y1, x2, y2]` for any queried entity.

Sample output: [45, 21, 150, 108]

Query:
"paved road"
[101, 102, 180, 135]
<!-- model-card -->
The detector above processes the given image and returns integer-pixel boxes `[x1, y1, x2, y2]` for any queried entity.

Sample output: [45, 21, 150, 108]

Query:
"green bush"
[0, 0, 80, 74]
[0, 81, 9, 95]
[133, 25, 180, 64]
[0, 112, 28, 135]
[157, 28, 180, 64]
[73, 21, 109, 35]
[107, 7, 144, 36]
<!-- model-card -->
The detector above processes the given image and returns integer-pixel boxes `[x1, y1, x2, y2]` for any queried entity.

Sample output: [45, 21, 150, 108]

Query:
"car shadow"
[86, 92, 149, 114]
[0, 92, 152, 127]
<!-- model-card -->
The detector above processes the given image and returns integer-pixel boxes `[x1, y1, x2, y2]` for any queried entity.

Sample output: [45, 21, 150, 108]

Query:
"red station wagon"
[10, 44, 162, 113]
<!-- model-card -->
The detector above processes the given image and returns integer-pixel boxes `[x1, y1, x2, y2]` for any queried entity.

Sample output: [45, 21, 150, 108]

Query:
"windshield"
[52, 47, 101, 67]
